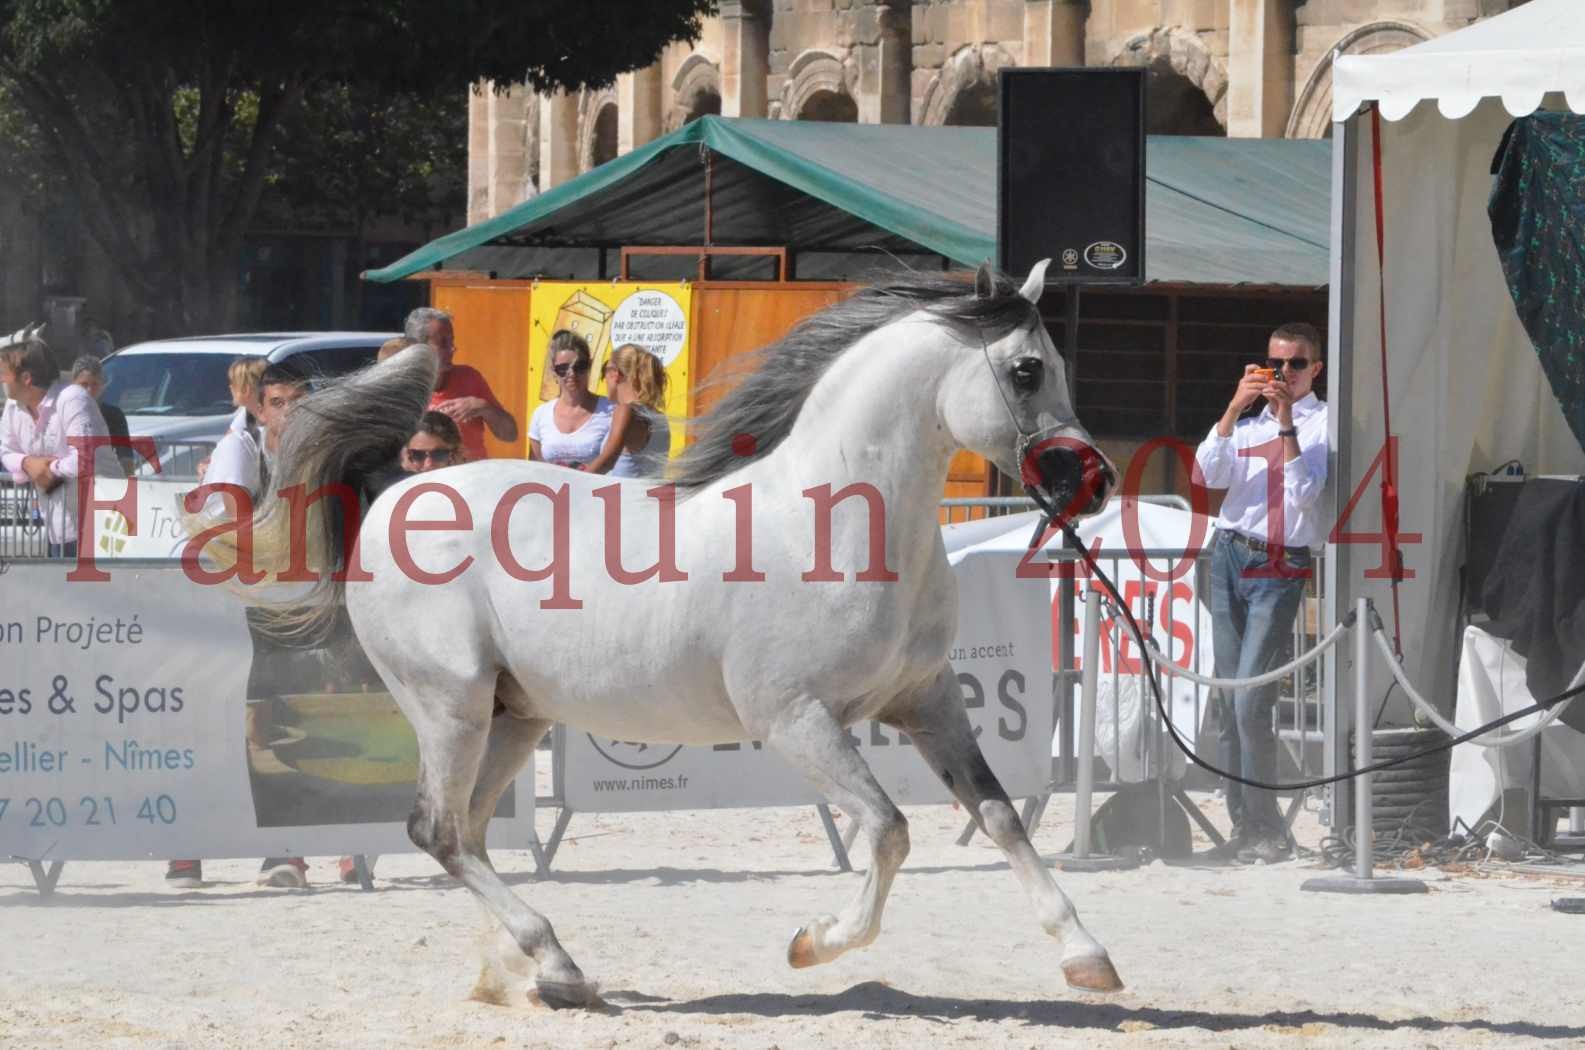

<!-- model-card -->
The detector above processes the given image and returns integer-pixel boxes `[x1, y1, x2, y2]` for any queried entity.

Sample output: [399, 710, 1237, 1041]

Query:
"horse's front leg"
[763, 698, 910, 968]
[885, 666, 1124, 993]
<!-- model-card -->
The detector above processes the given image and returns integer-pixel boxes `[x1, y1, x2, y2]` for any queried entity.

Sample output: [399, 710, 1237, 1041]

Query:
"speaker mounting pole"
[1063, 284, 1080, 381]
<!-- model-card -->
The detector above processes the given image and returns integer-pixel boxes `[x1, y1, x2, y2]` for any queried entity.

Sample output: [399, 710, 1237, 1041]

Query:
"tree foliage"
[0, 0, 715, 332]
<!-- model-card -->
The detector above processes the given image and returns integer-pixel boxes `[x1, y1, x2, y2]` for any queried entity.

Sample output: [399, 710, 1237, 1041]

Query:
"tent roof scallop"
[1334, 0, 1585, 122]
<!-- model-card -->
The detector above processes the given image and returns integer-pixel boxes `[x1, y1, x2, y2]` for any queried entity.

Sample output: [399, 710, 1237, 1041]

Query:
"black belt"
[1219, 529, 1302, 557]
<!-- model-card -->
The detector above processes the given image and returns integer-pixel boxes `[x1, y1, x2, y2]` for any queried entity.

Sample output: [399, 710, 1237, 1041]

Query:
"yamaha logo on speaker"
[1083, 241, 1127, 271]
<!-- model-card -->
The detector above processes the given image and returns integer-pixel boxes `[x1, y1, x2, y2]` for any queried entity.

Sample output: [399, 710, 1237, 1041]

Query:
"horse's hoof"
[532, 977, 600, 1010]
[1062, 953, 1124, 993]
[787, 926, 820, 969]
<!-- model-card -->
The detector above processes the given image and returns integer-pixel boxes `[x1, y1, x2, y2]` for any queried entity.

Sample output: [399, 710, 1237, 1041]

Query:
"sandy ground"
[4, 785, 1585, 1050]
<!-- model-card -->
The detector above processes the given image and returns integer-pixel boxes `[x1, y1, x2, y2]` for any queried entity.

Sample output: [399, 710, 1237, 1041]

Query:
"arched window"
[920, 44, 1015, 128]
[591, 103, 619, 166]
[1112, 29, 1228, 136]
[668, 54, 722, 131]
[799, 89, 857, 123]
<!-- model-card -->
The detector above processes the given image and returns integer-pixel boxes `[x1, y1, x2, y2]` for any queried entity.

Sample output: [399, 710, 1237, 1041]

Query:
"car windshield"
[102, 353, 240, 416]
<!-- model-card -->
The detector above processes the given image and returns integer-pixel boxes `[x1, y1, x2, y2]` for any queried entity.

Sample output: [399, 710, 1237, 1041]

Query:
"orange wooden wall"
[426, 277, 994, 499]
[690, 283, 849, 415]
[431, 280, 533, 459]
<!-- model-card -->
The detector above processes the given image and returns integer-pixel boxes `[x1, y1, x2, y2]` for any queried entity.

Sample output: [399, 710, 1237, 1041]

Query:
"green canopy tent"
[364, 117, 1328, 287]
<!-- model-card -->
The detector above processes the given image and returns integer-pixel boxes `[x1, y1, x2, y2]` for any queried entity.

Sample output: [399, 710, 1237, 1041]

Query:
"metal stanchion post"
[1354, 599, 1374, 880]
[1302, 598, 1425, 894]
[1050, 587, 1137, 872]
[1075, 587, 1101, 858]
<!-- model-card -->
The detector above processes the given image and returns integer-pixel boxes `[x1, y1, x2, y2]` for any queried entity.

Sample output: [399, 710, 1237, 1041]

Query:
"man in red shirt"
[404, 307, 518, 461]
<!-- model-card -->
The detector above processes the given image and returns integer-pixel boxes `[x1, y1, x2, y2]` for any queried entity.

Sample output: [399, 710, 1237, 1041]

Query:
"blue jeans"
[1209, 530, 1309, 840]
[46, 540, 77, 560]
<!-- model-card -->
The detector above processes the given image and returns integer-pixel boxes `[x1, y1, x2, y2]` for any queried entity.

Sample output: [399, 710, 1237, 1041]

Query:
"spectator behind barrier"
[402, 410, 464, 473]
[582, 343, 672, 478]
[527, 329, 614, 470]
[404, 307, 516, 459]
[0, 332, 114, 557]
[70, 354, 132, 476]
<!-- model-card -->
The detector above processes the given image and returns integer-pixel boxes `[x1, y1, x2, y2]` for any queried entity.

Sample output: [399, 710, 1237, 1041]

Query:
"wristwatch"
[1277, 427, 1298, 438]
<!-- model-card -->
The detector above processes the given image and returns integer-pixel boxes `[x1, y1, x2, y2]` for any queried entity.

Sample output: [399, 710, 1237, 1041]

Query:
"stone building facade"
[468, 0, 1521, 225]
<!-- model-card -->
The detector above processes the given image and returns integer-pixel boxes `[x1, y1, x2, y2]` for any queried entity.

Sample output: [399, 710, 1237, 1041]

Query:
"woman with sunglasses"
[402, 411, 465, 473]
[528, 330, 614, 469]
[580, 343, 672, 477]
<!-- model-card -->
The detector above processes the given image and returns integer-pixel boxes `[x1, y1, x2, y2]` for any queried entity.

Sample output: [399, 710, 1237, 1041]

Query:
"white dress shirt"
[1194, 392, 1329, 549]
[200, 422, 265, 518]
[0, 381, 115, 545]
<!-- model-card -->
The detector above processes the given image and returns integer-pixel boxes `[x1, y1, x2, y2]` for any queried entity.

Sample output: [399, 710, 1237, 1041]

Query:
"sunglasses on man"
[1265, 356, 1312, 373]
[551, 361, 590, 377]
[404, 448, 454, 465]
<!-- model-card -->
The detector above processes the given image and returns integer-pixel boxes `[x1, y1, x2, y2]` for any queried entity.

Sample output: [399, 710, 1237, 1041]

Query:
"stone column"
[466, 83, 490, 225]
[618, 66, 664, 153]
[856, 0, 912, 124]
[721, 0, 771, 118]
[538, 89, 581, 191]
[1227, 0, 1295, 138]
[1023, 0, 1087, 67]
[487, 85, 533, 215]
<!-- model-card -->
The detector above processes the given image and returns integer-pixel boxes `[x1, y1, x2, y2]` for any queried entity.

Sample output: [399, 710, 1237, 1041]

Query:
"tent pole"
[1324, 113, 1359, 830]
[702, 150, 715, 281]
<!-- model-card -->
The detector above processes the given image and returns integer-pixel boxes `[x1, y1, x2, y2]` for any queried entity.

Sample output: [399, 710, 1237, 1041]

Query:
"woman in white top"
[528, 330, 614, 468]
[583, 343, 671, 478]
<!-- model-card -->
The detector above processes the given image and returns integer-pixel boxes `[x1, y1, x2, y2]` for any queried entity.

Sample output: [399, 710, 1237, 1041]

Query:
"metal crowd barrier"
[13, 485, 1337, 871]
[1047, 544, 1329, 792]
[0, 477, 49, 559]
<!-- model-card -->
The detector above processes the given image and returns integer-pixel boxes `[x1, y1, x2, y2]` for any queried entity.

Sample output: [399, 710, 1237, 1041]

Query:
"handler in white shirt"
[1193, 322, 1329, 864]
[0, 334, 114, 556]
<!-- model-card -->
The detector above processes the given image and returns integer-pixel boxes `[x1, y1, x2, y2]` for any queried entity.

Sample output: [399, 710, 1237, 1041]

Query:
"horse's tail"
[209, 344, 437, 640]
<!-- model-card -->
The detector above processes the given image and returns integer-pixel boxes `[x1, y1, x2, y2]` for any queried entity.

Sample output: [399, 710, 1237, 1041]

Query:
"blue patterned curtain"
[1488, 112, 1585, 454]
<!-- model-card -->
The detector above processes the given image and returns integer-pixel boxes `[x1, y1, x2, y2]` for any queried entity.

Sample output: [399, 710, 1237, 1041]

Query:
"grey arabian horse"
[237, 260, 1121, 1006]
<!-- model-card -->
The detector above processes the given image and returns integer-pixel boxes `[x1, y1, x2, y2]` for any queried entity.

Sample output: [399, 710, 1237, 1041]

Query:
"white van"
[101, 332, 396, 478]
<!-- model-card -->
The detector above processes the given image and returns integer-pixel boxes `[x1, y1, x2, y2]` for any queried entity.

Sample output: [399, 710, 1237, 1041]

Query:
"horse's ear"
[1019, 259, 1051, 304]
[974, 261, 995, 299]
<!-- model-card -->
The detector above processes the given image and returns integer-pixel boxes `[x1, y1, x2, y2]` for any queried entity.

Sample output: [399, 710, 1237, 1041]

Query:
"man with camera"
[1194, 322, 1329, 864]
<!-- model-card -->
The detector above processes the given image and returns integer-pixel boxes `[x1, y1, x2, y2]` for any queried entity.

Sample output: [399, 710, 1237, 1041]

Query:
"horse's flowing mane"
[672, 267, 1039, 491]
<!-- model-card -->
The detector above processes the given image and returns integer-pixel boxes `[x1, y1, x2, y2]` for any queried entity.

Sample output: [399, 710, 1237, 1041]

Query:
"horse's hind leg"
[403, 690, 593, 1008]
[764, 700, 910, 968]
[885, 667, 1123, 993]
[461, 699, 552, 1005]
[465, 685, 549, 853]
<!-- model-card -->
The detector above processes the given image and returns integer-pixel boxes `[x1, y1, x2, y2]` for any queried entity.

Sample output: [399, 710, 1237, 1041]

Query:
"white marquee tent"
[1325, 0, 1585, 782]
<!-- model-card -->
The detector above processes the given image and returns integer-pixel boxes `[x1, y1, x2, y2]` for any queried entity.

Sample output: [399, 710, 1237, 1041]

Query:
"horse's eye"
[1010, 357, 1044, 395]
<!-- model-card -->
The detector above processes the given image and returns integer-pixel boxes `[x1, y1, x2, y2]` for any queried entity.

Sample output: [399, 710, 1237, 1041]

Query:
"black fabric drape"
[1480, 477, 1585, 729]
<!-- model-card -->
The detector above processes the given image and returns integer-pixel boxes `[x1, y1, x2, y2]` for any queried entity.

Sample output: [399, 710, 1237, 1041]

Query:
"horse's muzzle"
[1022, 439, 1116, 521]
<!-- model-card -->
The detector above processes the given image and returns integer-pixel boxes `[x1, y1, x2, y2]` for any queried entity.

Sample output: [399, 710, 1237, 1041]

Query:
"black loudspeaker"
[998, 68, 1146, 285]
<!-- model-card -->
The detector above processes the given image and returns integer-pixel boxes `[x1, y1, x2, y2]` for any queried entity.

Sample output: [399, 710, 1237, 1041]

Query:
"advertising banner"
[0, 564, 535, 861]
[562, 549, 1054, 812]
[527, 281, 692, 457]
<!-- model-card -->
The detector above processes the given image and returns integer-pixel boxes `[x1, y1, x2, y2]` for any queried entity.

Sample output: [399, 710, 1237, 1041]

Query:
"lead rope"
[1039, 515, 1585, 790]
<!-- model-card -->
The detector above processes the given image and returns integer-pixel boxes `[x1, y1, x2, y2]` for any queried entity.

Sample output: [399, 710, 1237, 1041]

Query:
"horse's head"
[939, 260, 1116, 520]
